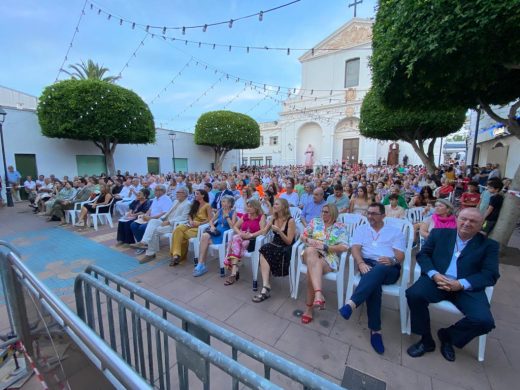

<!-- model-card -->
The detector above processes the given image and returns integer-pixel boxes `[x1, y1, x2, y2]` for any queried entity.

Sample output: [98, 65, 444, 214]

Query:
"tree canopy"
[37, 79, 155, 174]
[359, 88, 466, 172]
[195, 110, 260, 170]
[64, 59, 121, 83]
[371, 0, 520, 135]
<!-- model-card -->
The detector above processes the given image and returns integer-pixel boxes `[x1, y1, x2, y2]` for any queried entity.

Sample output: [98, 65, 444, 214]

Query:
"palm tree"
[64, 59, 121, 83]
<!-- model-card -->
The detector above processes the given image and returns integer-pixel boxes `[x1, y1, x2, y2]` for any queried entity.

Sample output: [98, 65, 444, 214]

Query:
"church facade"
[243, 19, 442, 168]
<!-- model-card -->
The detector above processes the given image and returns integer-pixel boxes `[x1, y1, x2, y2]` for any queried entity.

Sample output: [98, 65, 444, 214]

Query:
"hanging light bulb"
[287, 48, 290, 55]
[182, 26, 186, 35]
[146, 25, 149, 32]
[228, 19, 233, 28]
[120, 18, 123, 25]
[259, 11, 263, 21]
[202, 24, 208, 32]
[132, 22, 135, 29]
[162, 27, 166, 35]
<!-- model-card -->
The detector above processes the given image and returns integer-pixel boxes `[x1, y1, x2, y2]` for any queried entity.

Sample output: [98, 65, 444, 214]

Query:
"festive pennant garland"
[88, 0, 302, 33]
[55, 0, 89, 82]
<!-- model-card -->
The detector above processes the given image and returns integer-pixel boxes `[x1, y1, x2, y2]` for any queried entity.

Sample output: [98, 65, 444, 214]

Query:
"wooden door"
[342, 138, 359, 164]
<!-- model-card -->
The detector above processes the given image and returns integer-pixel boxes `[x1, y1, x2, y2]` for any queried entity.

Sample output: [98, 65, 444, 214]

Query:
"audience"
[116, 189, 152, 244]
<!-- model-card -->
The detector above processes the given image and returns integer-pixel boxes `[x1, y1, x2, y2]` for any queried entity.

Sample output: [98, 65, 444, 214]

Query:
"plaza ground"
[1, 202, 519, 390]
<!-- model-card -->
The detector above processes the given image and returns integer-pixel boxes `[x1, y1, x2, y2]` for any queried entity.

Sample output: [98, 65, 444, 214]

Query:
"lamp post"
[168, 131, 177, 173]
[0, 107, 13, 207]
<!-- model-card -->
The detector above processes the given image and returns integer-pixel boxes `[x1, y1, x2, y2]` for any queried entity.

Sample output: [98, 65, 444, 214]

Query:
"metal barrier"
[78, 265, 345, 390]
[0, 240, 151, 389]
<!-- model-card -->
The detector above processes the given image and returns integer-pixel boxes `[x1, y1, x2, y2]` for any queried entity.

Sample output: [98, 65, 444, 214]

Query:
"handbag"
[204, 226, 221, 237]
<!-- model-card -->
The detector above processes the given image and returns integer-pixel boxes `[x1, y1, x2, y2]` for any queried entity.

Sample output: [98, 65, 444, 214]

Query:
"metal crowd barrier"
[77, 264, 345, 390]
[0, 240, 151, 389]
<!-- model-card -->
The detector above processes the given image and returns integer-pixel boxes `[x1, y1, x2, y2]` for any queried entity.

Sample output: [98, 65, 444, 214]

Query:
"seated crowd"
[16, 161, 506, 360]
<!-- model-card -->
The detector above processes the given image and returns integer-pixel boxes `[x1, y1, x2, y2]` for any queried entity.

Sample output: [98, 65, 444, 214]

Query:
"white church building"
[243, 18, 444, 167]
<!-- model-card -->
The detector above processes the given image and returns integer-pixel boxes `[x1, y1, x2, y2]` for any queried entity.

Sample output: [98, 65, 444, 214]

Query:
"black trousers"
[406, 275, 495, 348]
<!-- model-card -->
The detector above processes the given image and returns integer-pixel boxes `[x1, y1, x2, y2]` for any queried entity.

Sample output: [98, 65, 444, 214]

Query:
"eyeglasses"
[366, 212, 383, 216]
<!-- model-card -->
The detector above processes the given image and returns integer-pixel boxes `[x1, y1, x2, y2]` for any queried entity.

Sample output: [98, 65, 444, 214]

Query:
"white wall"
[0, 107, 238, 178]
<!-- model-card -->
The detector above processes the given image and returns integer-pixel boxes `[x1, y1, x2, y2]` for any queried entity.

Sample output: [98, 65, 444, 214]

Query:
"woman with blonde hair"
[224, 199, 266, 285]
[299, 203, 348, 324]
[75, 184, 113, 227]
[253, 198, 296, 302]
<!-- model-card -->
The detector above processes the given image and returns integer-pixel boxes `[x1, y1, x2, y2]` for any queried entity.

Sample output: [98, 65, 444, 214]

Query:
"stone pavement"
[1, 202, 519, 390]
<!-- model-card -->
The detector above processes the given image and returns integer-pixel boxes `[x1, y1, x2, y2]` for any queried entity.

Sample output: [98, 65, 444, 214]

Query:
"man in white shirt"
[115, 178, 140, 216]
[130, 185, 172, 245]
[24, 176, 37, 205]
[280, 178, 299, 207]
[137, 188, 191, 262]
[339, 203, 406, 355]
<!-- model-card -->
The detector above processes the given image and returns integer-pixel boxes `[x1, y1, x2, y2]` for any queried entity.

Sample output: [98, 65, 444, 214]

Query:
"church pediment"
[299, 18, 373, 62]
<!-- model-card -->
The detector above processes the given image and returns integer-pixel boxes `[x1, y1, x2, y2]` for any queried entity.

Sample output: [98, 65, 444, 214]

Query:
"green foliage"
[359, 89, 466, 142]
[194, 110, 260, 150]
[37, 79, 155, 144]
[64, 59, 121, 83]
[371, 0, 520, 109]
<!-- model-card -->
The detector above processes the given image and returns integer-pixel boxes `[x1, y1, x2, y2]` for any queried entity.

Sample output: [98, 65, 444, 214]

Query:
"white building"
[243, 18, 444, 167]
[0, 85, 238, 182]
[467, 106, 520, 179]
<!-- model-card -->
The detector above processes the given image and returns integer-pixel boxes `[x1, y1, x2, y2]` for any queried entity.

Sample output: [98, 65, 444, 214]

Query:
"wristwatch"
[391, 256, 398, 264]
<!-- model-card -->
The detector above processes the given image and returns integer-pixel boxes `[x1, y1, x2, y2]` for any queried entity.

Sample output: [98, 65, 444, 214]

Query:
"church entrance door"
[342, 138, 359, 164]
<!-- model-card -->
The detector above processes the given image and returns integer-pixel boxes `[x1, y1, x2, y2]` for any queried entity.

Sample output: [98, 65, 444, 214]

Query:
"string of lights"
[222, 87, 248, 110]
[149, 58, 194, 105]
[117, 32, 149, 78]
[169, 76, 224, 121]
[55, 0, 89, 82]
[88, 0, 301, 34]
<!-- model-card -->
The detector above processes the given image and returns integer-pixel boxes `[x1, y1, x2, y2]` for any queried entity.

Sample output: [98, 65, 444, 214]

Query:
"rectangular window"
[242, 157, 248, 165]
[260, 136, 264, 146]
[345, 58, 360, 88]
[269, 136, 278, 145]
[265, 156, 272, 167]
[250, 157, 263, 166]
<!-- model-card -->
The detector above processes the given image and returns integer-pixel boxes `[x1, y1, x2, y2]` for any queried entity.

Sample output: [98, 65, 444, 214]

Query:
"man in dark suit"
[406, 208, 499, 361]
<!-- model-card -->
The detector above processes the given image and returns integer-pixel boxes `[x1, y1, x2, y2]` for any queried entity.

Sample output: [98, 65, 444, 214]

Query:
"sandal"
[169, 255, 180, 267]
[301, 303, 313, 324]
[313, 289, 326, 310]
[252, 286, 271, 303]
[224, 271, 240, 286]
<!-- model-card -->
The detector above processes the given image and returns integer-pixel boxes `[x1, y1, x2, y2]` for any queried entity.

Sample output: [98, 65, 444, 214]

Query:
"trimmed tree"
[359, 89, 466, 173]
[37, 79, 155, 175]
[370, 0, 520, 247]
[194, 110, 260, 171]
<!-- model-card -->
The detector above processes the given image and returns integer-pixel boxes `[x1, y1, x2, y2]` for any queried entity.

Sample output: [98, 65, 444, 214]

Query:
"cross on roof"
[348, 0, 363, 18]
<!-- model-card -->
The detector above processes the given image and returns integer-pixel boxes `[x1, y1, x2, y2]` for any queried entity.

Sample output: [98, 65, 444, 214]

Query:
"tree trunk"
[93, 139, 117, 176]
[406, 139, 437, 173]
[490, 162, 520, 249]
[213, 147, 229, 171]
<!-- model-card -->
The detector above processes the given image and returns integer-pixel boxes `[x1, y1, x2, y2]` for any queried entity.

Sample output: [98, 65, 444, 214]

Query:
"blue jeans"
[130, 221, 148, 243]
[350, 258, 401, 331]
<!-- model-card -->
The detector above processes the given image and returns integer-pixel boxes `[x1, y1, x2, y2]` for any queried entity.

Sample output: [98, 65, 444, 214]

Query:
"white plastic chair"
[290, 206, 304, 234]
[291, 214, 366, 308]
[346, 217, 414, 334]
[189, 222, 232, 277]
[407, 264, 493, 361]
[88, 198, 115, 231]
[405, 207, 425, 224]
[66, 195, 99, 225]
[223, 231, 266, 291]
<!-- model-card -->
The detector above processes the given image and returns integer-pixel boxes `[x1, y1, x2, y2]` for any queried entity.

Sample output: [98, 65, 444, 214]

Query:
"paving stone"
[226, 304, 290, 346]
[347, 346, 432, 390]
[187, 289, 244, 322]
[274, 322, 349, 379]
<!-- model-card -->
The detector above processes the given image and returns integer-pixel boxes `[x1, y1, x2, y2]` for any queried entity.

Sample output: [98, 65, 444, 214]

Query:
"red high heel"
[301, 303, 313, 324]
[313, 289, 326, 310]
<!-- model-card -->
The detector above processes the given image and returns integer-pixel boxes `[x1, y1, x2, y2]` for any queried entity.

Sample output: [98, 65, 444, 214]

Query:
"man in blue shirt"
[7, 166, 22, 202]
[301, 188, 325, 227]
[406, 208, 499, 362]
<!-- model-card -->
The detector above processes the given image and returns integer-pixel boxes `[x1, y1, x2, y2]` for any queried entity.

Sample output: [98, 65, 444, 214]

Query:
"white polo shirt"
[149, 194, 173, 218]
[351, 222, 406, 261]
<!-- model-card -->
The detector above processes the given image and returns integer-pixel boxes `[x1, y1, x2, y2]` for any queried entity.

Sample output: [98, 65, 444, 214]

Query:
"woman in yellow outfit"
[170, 189, 213, 266]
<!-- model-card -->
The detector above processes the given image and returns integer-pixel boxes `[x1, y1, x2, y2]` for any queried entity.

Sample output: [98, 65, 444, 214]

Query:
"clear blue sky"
[1, 0, 376, 131]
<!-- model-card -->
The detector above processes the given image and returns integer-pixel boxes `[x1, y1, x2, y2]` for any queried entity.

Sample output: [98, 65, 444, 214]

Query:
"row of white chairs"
[65, 195, 115, 231]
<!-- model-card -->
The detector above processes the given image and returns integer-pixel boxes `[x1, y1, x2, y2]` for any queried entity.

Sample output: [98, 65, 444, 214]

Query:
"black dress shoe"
[407, 340, 436, 358]
[437, 329, 456, 362]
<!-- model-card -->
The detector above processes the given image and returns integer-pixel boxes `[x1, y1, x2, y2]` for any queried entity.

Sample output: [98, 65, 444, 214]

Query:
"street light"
[168, 131, 177, 173]
[0, 107, 13, 207]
